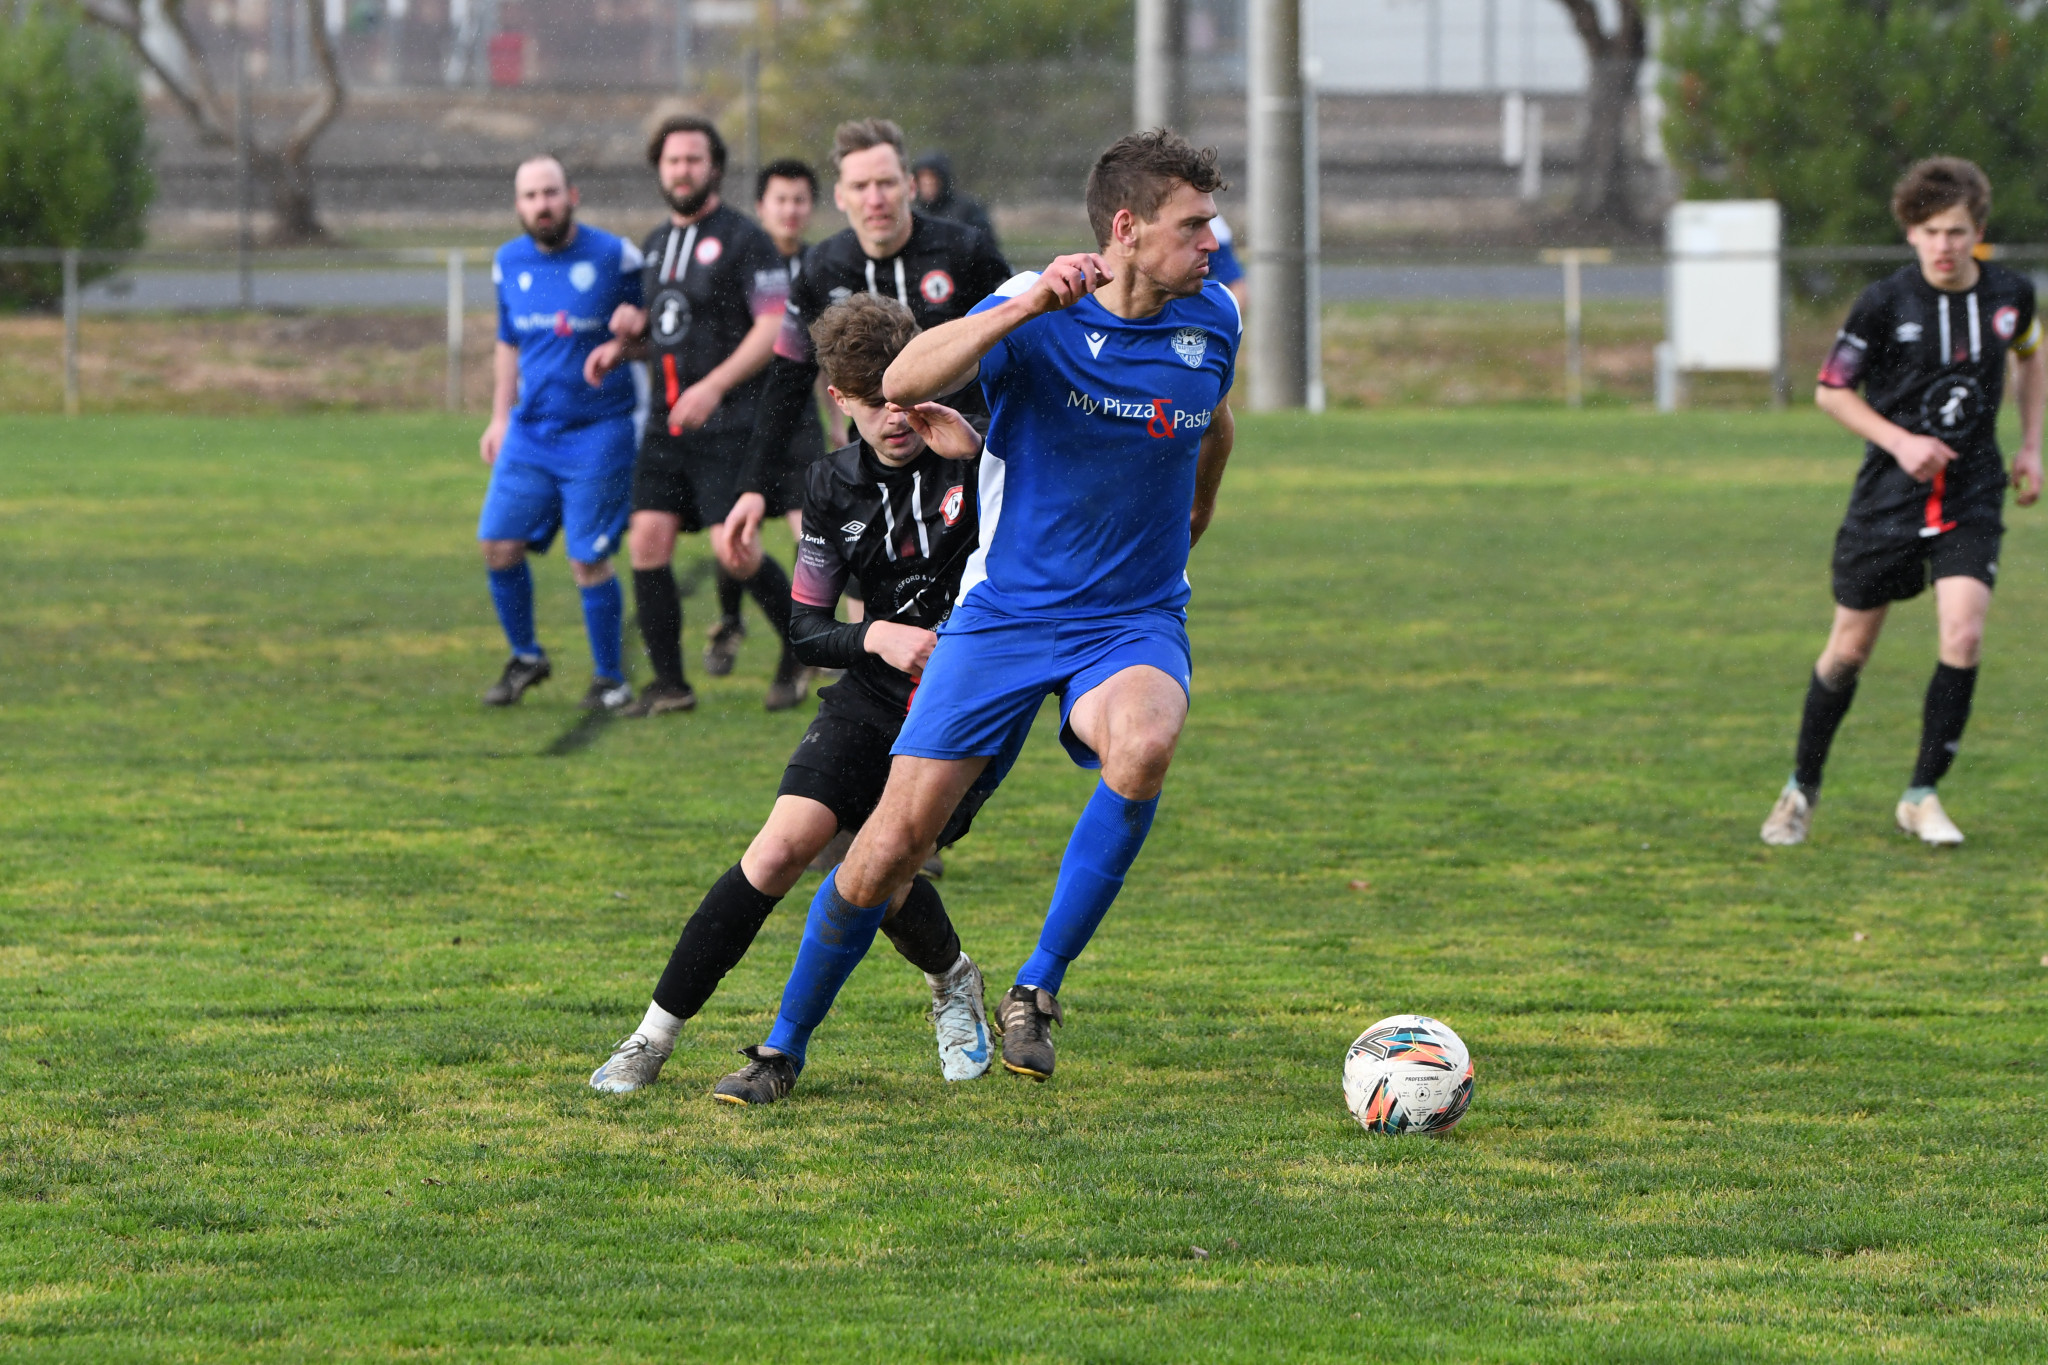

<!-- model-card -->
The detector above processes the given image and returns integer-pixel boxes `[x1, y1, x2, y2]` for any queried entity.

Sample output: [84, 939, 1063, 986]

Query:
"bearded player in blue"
[711, 130, 1237, 1104]
[475, 155, 648, 710]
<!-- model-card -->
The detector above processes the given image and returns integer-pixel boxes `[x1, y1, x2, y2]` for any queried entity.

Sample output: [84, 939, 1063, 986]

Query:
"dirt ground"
[0, 302, 1846, 416]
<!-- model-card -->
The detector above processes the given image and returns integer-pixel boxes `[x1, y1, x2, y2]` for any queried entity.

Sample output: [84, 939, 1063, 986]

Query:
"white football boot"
[928, 954, 994, 1081]
[1897, 791, 1964, 846]
[1760, 784, 1812, 846]
[589, 1033, 672, 1094]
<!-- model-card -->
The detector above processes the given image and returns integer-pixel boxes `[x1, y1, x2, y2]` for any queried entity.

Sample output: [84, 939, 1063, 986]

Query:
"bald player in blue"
[712, 129, 1238, 1102]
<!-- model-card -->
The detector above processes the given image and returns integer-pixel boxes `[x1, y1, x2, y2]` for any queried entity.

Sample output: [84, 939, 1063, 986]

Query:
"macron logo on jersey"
[1084, 331, 1107, 359]
[1065, 388, 1214, 438]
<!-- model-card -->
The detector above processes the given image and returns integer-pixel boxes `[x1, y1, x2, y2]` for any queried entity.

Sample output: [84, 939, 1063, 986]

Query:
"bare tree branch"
[283, 0, 345, 162]
[74, 0, 232, 145]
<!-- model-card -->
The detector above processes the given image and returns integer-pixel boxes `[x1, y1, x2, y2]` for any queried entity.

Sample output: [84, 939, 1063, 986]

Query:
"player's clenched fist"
[1889, 432, 1959, 483]
[2013, 447, 2043, 506]
[1024, 254, 1113, 315]
[864, 620, 938, 678]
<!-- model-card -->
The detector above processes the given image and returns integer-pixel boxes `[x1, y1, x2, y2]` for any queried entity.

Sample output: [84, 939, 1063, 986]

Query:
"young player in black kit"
[589, 295, 995, 1098]
[585, 115, 808, 717]
[719, 118, 1010, 571]
[1761, 158, 2044, 847]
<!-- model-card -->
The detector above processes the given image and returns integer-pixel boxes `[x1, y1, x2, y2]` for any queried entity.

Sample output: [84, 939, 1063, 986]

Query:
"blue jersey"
[1208, 215, 1244, 287]
[956, 273, 1240, 620]
[494, 225, 646, 439]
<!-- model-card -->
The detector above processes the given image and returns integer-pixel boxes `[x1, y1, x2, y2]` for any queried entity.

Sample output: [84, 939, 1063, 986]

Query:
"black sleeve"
[738, 354, 821, 496]
[788, 600, 872, 670]
[1818, 282, 1890, 390]
[963, 229, 1012, 307]
[964, 201, 1000, 258]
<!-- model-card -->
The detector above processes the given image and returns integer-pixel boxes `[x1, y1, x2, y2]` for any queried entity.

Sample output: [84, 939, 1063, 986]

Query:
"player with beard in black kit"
[1760, 158, 2045, 847]
[585, 115, 808, 716]
[587, 295, 995, 1098]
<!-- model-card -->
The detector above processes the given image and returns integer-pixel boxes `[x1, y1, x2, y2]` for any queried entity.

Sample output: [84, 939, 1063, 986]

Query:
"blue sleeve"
[494, 256, 515, 346]
[970, 271, 1040, 392]
[1211, 285, 1242, 394]
[1207, 239, 1243, 286]
[615, 234, 645, 308]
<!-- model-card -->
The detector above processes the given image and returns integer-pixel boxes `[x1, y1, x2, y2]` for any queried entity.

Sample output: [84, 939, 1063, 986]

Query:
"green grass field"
[3, 410, 2046, 1362]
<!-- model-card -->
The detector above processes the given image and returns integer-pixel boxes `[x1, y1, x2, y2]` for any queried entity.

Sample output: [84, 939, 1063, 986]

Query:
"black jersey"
[740, 213, 1010, 494]
[788, 440, 980, 722]
[638, 203, 787, 438]
[1818, 262, 2041, 537]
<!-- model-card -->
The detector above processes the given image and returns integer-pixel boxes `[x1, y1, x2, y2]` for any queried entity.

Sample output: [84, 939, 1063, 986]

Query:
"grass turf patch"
[1, 409, 2045, 1361]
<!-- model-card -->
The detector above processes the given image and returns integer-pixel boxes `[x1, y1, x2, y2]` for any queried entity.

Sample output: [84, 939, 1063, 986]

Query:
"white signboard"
[1667, 201, 1781, 372]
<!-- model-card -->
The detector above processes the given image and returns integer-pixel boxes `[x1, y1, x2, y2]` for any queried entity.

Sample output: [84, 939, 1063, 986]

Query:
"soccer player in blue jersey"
[711, 130, 1237, 1103]
[475, 155, 647, 710]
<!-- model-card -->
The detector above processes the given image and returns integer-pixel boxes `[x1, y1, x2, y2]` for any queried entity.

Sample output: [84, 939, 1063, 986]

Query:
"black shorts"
[1831, 519, 2000, 610]
[776, 693, 988, 848]
[632, 429, 803, 529]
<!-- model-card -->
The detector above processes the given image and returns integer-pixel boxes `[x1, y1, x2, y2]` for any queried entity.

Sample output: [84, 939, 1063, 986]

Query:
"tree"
[0, 10, 152, 308]
[73, 0, 345, 243]
[1553, 0, 1647, 228]
[1661, 0, 2048, 245]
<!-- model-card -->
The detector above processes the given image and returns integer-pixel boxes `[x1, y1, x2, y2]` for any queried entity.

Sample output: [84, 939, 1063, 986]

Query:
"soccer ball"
[1342, 1014, 1474, 1136]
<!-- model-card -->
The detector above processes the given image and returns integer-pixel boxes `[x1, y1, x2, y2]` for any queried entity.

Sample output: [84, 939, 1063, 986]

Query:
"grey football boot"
[997, 984, 1063, 1080]
[712, 1046, 800, 1106]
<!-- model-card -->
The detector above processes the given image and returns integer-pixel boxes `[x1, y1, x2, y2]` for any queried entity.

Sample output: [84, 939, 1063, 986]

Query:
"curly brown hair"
[1084, 128, 1228, 247]
[811, 294, 920, 401]
[1891, 157, 1991, 231]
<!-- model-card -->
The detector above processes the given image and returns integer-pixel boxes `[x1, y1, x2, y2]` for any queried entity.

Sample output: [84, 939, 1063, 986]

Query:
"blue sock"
[580, 576, 624, 681]
[487, 562, 540, 658]
[762, 869, 890, 1064]
[1016, 781, 1159, 995]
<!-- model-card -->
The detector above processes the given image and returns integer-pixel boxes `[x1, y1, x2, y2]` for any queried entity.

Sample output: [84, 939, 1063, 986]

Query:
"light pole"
[1134, 0, 1183, 131]
[1247, 0, 1307, 409]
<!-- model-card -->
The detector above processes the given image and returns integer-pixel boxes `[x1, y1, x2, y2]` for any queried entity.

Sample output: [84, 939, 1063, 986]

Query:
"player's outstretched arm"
[480, 341, 519, 464]
[2012, 346, 2045, 506]
[1190, 393, 1234, 548]
[883, 253, 1112, 405]
[1815, 384, 1956, 483]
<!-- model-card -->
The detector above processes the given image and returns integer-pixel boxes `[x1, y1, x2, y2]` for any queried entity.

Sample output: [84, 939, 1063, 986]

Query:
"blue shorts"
[893, 607, 1193, 792]
[477, 419, 635, 563]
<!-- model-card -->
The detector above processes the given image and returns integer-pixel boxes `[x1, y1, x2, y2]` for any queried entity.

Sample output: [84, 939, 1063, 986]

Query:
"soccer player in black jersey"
[694, 156, 837, 675]
[585, 115, 808, 717]
[719, 118, 1011, 576]
[589, 295, 994, 1099]
[1761, 158, 2044, 847]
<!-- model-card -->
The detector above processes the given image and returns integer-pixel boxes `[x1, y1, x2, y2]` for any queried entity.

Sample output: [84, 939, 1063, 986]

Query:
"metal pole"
[62, 249, 79, 417]
[235, 35, 254, 309]
[743, 45, 761, 192]
[1773, 259, 1790, 409]
[1563, 250, 1583, 408]
[1134, 0, 1183, 131]
[1520, 100, 1544, 203]
[446, 250, 464, 411]
[1247, 0, 1306, 410]
[1304, 58, 1324, 413]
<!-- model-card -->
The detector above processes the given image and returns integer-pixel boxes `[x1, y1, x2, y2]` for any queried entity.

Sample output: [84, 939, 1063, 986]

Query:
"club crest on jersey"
[920, 270, 955, 304]
[695, 236, 723, 266]
[1995, 305, 2020, 340]
[569, 261, 597, 292]
[1171, 327, 1207, 368]
[942, 485, 965, 525]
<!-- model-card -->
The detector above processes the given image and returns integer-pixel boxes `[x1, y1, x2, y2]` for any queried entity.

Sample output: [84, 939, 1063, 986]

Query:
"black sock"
[1793, 668, 1858, 800]
[745, 555, 801, 683]
[1911, 662, 1978, 789]
[651, 863, 782, 1021]
[632, 567, 686, 689]
[880, 875, 962, 976]
[716, 570, 745, 629]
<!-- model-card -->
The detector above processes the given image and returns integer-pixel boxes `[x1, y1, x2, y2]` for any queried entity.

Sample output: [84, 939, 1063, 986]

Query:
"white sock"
[925, 952, 972, 990]
[636, 1001, 685, 1050]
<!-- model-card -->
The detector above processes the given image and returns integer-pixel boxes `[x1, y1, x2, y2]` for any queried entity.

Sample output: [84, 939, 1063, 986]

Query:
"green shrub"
[0, 12, 153, 309]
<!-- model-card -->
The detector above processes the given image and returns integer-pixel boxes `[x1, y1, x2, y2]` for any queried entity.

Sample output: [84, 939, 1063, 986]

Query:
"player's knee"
[481, 540, 525, 570]
[1940, 621, 1984, 665]
[741, 838, 811, 896]
[1103, 724, 1178, 792]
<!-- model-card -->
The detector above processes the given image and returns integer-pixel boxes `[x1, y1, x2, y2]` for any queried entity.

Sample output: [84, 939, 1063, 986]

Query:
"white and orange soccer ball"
[1342, 1014, 1474, 1136]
